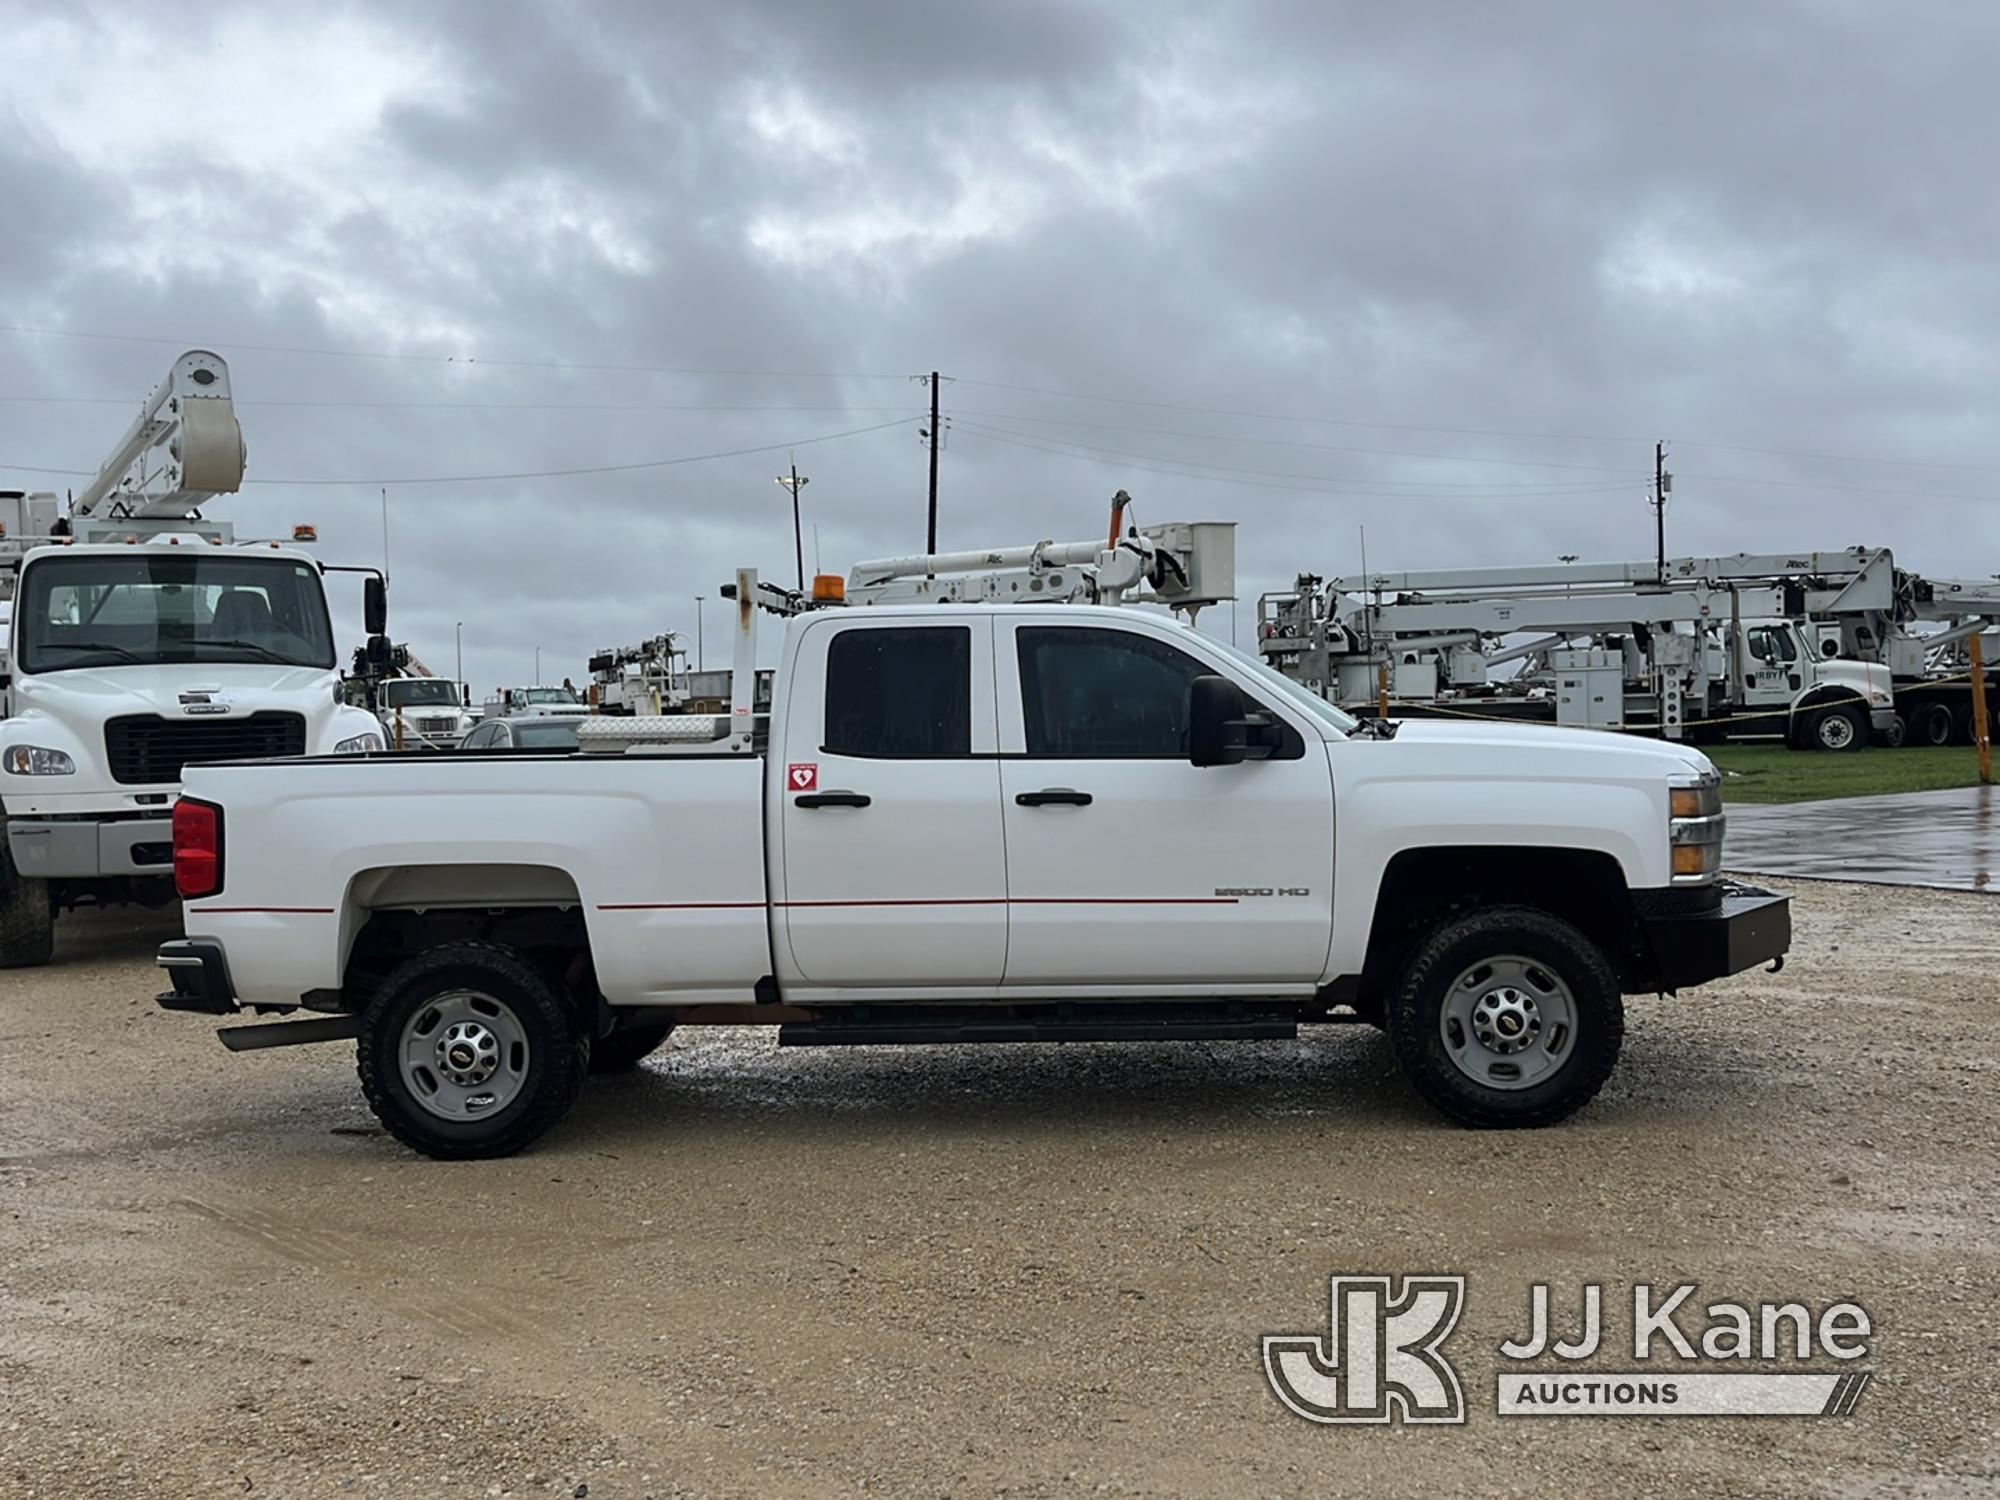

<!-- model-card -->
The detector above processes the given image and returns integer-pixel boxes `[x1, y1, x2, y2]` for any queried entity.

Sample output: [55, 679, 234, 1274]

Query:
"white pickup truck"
[156, 569, 1788, 1159]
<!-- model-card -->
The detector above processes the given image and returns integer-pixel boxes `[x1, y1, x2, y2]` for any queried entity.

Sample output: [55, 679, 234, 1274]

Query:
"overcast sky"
[4, 0, 1997, 693]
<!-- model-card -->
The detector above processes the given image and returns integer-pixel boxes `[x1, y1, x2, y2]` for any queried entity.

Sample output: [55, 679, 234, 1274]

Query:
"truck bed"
[180, 752, 769, 1008]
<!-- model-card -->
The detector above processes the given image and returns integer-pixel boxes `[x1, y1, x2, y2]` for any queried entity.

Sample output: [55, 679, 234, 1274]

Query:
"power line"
[953, 375, 1649, 447]
[0, 323, 907, 383]
[11, 321, 1995, 480]
[954, 422, 1638, 493]
[0, 394, 923, 415]
[3, 416, 923, 488]
[954, 423, 1638, 500]
[950, 408, 1645, 476]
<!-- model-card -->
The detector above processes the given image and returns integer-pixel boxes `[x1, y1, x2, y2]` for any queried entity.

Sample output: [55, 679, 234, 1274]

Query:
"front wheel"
[1386, 907, 1623, 1129]
[357, 941, 589, 1159]
[0, 828, 54, 969]
[1808, 704, 1866, 752]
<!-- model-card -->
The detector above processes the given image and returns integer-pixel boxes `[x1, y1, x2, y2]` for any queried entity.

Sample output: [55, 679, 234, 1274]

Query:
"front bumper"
[156, 939, 239, 1015]
[1869, 705, 1899, 732]
[1636, 880, 1791, 990]
[8, 816, 175, 878]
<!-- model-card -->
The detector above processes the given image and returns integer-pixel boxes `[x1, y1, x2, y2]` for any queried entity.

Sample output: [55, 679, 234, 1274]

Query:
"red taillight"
[173, 799, 223, 899]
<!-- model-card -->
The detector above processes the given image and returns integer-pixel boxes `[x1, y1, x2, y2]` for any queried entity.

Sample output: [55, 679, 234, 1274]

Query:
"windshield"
[386, 680, 461, 708]
[18, 553, 334, 674]
[523, 687, 578, 704]
[1208, 637, 1361, 734]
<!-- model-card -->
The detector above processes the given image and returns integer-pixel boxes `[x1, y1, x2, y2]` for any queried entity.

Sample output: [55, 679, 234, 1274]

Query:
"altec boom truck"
[0, 350, 390, 966]
[1257, 548, 1924, 751]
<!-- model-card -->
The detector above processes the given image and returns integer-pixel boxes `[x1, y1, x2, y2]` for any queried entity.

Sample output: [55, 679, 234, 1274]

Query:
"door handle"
[795, 790, 871, 809]
[1015, 788, 1093, 807]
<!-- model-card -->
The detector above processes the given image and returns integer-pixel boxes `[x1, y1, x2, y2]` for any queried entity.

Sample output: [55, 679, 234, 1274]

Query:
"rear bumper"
[156, 939, 240, 1015]
[1637, 880, 1791, 990]
[8, 816, 175, 878]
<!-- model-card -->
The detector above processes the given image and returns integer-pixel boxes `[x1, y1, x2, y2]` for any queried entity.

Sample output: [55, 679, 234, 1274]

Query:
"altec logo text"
[1264, 1276, 1873, 1424]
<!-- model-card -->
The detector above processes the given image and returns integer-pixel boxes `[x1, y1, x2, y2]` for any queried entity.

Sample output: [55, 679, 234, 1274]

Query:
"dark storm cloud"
[3, 0, 1997, 693]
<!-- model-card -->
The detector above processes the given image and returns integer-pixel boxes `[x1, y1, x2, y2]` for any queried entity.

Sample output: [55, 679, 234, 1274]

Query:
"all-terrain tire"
[1386, 906, 1623, 1129]
[357, 941, 589, 1160]
[588, 1022, 676, 1074]
[0, 826, 55, 969]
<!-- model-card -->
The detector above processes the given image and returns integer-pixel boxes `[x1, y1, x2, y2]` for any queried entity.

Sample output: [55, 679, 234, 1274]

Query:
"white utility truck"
[1, 350, 390, 966]
[376, 674, 476, 749]
[480, 685, 589, 721]
[155, 514, 1789, 1159]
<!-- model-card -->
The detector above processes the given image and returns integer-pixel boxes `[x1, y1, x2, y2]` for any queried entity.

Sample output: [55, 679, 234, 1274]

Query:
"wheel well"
[1790, 686, 1867, 719]
[1356, 846, 1643, 1009]
[342, 903, 597, 1022]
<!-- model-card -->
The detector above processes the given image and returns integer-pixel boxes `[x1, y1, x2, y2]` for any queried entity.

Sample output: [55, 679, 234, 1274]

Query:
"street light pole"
[534, 645, 542, 684]
[695, 596, 705, 672]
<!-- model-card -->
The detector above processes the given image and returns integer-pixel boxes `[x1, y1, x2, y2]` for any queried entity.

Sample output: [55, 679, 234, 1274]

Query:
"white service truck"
[0, 350, 391, 966]
[155, 525, 1789, 1160]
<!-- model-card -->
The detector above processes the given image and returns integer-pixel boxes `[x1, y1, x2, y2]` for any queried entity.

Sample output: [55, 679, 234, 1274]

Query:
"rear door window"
[823, 626, 971, 758]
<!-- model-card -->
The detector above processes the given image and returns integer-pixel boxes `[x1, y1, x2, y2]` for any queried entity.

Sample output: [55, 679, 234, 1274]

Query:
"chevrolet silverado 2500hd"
[155, 561, 1789, 1159]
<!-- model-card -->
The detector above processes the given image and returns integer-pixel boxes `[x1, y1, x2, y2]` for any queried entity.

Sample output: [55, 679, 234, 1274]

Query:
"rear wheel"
[1909, 700, 1955, 747]
[1386, 907, 1623, 1129]
[1873, 712, 1907, 749]
[0, 827, 54, 969]
[1809, 704, 1866, 752]
[357, 941, 588, 1159]
[588, 1021, 676, 1074]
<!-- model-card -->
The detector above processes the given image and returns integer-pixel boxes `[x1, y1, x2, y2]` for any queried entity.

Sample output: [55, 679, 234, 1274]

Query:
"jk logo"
[1263, 1275, 1467, 1425]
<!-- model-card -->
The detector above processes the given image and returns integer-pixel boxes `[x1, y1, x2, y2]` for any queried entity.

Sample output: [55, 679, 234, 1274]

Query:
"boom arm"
[72, 350, 245, 521]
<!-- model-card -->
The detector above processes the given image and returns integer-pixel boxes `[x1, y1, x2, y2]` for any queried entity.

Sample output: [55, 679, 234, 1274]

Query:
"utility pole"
[926, 370, 941, 555]
[912, 371, 953, 557]
[774, 460, 808, 590]
[1652, 441, 1671, 583]
[694, 595, 705, 672]
[455, 621, 463, 694]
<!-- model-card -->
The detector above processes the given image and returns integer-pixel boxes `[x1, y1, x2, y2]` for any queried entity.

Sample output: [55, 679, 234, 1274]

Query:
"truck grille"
[103, 713, 307, 785]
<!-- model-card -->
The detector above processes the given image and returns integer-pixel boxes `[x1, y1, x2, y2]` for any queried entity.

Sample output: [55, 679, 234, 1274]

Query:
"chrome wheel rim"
[1818, 712, 1856, 750]
[1438, 955, 1576, 1091]
[399, 990, 530, 1121]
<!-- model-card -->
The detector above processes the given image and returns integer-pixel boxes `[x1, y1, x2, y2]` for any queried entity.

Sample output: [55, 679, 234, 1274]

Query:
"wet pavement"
[1727, 783, 2000, 891]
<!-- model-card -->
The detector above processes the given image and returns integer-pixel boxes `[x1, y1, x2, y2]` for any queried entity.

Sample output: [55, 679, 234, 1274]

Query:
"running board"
[217, 1014, 362, 1052]
[778, 1003, 1298, 1047]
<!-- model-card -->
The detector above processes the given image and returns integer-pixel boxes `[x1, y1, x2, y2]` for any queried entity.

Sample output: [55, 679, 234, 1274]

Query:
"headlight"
[1668, 770, 1724, 881]
[334, 731, 385, 754]
[4, 745, 75, 775]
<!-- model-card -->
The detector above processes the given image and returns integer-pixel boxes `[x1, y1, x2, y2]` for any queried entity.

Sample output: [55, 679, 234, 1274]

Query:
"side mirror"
[1189, 675, 1248, 766]
[366, 633, 392, 672]
[363, 575, 388, 636]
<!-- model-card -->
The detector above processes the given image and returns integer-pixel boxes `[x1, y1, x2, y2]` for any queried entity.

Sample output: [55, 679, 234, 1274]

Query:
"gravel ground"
[1, 880, 1995, 1498]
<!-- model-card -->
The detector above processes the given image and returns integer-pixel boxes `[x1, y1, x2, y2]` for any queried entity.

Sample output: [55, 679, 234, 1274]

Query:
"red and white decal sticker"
[787, 763, 818, 792]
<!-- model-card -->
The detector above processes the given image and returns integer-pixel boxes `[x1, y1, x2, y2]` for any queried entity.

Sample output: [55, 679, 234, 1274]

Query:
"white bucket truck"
[0, 350, 390, 965]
